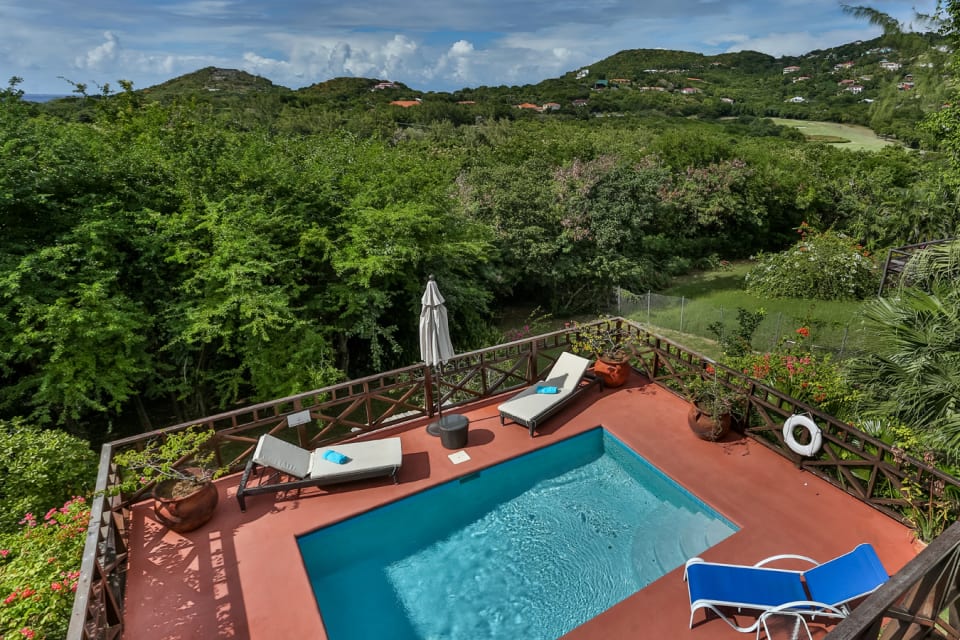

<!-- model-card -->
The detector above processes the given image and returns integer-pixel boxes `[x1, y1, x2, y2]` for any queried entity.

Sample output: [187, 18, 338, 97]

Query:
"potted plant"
[114, 427, 225, 533]
[568, 320, 637, 387]
[684, 365, 747, 441]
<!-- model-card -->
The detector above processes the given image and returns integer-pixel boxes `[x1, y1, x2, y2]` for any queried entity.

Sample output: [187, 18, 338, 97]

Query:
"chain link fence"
[611, 288, 865, 358]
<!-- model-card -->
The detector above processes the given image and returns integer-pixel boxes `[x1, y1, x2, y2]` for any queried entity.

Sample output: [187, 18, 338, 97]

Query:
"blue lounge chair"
[684, 543, 888, 637]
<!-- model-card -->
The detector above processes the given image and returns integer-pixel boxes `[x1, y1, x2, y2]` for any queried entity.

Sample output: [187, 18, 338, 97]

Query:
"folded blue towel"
[536, 385, 559, 394]
[323, 449, 350, 464]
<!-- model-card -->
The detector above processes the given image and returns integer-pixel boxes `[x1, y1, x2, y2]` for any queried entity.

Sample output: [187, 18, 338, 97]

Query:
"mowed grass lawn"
[621, 262, 869, 359]
[772, 118, 899, 152]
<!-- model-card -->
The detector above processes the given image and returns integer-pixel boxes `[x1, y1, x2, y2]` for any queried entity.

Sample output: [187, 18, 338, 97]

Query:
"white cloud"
[450, 40, 474, 56]
[75, 31, 119, 70]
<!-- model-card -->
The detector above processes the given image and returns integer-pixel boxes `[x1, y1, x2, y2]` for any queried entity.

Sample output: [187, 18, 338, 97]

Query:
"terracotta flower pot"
[687, 403, 731, 442]
[153, 479, 218, 533]
[594, 354, 631, 388]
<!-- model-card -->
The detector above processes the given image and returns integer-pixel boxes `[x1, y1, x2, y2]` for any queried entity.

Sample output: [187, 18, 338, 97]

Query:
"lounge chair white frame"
[684, 543, 889, 638]
[236, 434, 402, 511]
[497, 351, 600, 436]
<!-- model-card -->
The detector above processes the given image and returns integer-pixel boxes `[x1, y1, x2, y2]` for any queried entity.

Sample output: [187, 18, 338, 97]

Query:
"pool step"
[630, 504, 734, 584]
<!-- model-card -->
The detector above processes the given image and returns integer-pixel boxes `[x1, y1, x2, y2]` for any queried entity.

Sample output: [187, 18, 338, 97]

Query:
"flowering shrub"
[0, 420, 97, 534]
[729, 327, 857, 417]
[744, 223, 878, 300]
[0, 498, 90, 639]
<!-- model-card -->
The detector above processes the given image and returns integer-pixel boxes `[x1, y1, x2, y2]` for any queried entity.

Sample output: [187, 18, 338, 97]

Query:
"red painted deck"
[122, 377, 917, 639]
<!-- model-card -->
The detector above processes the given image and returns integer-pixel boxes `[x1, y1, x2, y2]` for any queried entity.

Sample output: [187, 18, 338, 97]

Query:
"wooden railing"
[827, 519, 960, 639]
[67, 318, 960, 639]
[878, 238, 955, 297]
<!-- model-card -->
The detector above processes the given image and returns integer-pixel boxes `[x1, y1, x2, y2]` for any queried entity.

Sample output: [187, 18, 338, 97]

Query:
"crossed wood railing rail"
[878, 238, 956, 297]
[68, 318, 960, 639]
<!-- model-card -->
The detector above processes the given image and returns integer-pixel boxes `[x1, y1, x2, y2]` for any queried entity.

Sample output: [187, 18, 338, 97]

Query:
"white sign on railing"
[287, 409, 312, 427]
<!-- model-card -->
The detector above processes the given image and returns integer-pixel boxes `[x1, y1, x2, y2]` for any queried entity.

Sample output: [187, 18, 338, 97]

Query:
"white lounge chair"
[236, 434, 402, 511]
[497, 351, 599, 436]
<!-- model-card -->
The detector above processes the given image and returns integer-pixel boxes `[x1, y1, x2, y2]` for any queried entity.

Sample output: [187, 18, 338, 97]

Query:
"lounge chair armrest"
[754, 553, 819, 568]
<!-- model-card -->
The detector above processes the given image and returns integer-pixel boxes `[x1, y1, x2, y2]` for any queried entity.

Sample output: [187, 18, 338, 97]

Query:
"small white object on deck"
[448, 451, 471, 464]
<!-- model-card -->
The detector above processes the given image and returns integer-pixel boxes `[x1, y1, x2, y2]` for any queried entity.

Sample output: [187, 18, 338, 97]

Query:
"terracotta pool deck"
[122, 376, 918, 639]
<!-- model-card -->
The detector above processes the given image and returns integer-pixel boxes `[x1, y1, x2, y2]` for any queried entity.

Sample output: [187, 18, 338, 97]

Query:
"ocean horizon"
[23, 94, 70, 103]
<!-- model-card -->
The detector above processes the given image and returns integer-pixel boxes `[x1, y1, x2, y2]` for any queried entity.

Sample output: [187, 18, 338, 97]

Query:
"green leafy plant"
[706, 307, 766, 357]
[685, 365, 748, 421]
[0, 420, 98, 535]
[568, 319, 638, 362]
[898, 452, 960, 543]
[502, 306, 554, 342]
[729, 327, 855, 418]
[744, 223, 878, 300]
[113, 427, 225, 497]
[0, 497, 90, 639]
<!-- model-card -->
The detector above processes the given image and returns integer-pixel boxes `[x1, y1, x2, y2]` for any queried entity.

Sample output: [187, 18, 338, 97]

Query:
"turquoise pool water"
[298, 427, 737, 640]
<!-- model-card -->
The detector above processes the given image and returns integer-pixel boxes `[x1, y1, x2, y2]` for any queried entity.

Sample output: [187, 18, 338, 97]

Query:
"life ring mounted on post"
[782, 414, 823, 457]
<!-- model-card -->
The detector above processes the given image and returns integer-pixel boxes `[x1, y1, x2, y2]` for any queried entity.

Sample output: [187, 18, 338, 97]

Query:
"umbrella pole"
[435, 365, 443, 419]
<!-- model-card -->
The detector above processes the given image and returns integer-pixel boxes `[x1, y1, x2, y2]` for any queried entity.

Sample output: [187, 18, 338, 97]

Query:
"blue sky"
[1, 0, 938, 95]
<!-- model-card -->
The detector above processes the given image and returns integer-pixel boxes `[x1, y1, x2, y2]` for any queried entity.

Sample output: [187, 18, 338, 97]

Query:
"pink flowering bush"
[0, 498, 90, 639]
[729, 327, 857, 418]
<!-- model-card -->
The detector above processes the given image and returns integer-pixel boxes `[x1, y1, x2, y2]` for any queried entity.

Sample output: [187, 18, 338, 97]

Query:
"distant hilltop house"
[838, 78, 856, 86]
[593, 79, 609, 89]
[611, 78, 631, 84]
[720, 97, 734, 104]
[542, 102, 561, 111]
[898, 81, 915, 91]
[846, 85, 865, 94]
[516, 102, 542, 111]
[572, 98, 589, 107]
[389, 99, 421, 107]
[576, 68, 590, 79]
[834, 61, 855, 70]
[879, 60, 902, 71]
[639, 86, 667, 92]
[372, 81, 397, 91]
[783, 65, 801, 74]
[456, 100, 476, 105]
[679, 87, 701, 95]
[793, 75, 812, 83]
[787, 96, 806, 103]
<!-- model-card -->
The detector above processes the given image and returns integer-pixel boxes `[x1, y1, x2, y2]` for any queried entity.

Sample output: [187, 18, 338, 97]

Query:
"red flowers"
[796, 326, 810, 338]
[705, 365, 715, 375]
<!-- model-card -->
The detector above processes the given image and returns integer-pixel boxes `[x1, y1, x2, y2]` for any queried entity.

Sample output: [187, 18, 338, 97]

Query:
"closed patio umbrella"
[419, 275, 454, 422]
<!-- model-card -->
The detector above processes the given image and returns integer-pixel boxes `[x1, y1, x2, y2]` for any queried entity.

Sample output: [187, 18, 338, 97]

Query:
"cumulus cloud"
[75, 31, 119, 70]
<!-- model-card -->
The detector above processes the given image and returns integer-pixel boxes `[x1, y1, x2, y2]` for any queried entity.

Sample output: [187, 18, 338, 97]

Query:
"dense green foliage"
[744, 224, 879, 300]
[3, 68, 960, 439]
[0, 421, 97, 534]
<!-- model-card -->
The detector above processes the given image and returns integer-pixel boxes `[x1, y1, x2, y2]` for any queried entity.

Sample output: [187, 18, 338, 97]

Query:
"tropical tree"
[848, 284, 960, 453]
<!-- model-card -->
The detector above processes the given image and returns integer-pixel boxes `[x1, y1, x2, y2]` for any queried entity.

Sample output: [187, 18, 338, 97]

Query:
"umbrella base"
[426, 414, 469, 443]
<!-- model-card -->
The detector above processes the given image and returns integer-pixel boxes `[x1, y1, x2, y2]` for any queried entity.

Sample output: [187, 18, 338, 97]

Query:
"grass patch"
[771, 118, 898, 152]
[619, 261, 868, 356]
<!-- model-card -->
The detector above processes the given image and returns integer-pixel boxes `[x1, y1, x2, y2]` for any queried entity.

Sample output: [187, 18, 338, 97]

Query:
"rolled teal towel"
[323, 449, 350, 464]
[536, 385, 559, 394]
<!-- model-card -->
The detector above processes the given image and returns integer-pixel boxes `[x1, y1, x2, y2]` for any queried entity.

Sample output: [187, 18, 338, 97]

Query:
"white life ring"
[783, 415, 823, 457]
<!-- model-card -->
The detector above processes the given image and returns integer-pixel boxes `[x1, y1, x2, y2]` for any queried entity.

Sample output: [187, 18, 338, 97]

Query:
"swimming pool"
[298, 427, 737, 640]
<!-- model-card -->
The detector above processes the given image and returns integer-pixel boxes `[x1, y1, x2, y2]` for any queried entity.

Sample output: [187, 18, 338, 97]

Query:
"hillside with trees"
[1, 17, 958, 441]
